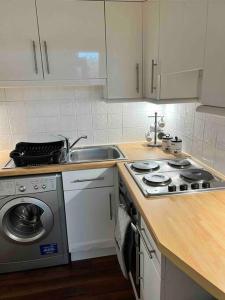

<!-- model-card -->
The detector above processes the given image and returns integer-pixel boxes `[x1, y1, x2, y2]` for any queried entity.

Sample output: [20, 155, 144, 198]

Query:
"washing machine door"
[0, 197, 54, 244]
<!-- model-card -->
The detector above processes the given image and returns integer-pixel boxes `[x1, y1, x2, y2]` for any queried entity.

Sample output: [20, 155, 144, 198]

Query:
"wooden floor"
[0, 255, 135, 300]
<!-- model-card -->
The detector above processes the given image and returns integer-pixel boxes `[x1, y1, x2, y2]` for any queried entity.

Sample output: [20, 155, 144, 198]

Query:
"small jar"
[170, 136, 182, 154]
[162, 135, 173, 152]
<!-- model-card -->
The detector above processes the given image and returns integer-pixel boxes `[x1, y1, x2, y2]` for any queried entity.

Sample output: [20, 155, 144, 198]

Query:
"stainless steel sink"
[66, 145, 126, 164]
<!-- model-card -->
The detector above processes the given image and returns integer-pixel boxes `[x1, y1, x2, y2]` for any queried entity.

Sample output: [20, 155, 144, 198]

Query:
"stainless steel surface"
[71, 177, 104, 183]
[32, 41, 38, 74]
[43, 41, 50, 74]
[151, 59, 157, 94]
[70, 135, 88, 149]
[109, 193, 112, 220]
[126, 158, 225, 197]
[67, 145, 126, 164]
[147, 112, 165, 147]
[58, 134, 88, 158]
[136, 63, 140, 93]
[0, 174, 69, 273]
[131, 223, 155, 259]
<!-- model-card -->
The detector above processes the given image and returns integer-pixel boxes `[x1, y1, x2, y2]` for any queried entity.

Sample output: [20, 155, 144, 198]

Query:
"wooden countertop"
[117, 163, 225, 300]
[0, 142, 184, 177]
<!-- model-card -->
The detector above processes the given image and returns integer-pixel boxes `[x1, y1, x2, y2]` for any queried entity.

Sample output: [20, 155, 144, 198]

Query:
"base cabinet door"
[0, 0, 43, 81]
[64, 187, 114, 255]
[105, 1, 142, 99]
[140, 239, 161, 300]
[36, 0, 106, 80]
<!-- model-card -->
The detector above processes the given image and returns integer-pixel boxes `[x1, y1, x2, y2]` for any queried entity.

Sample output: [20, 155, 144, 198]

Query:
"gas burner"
[168, 159, 191, 169]
[180, 169, 214, 182]
[132, 161, 160, 172]
[143, 173, 172, 187]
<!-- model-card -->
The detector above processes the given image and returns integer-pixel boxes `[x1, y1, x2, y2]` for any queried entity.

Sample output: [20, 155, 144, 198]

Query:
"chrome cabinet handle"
[131, 223, 156, 259]
[32, 41, 38, 74]
[151, 59, 157, 94]
[44, 41, 50, 74]
[136, 63, 140, 93]
[71, 176, 105, 183]
[109, 193, 113, 220]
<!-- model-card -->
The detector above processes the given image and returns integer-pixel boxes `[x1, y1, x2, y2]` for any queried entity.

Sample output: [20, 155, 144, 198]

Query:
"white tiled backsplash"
[0, 86, 164, 151]
[164, 103, 225, 175]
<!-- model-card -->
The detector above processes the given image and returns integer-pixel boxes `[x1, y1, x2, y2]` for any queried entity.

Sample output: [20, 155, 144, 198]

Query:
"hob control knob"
[42, 184, 46, 189]
[191, 183, 200, 190]
[202, 182, 210, 189]
[168, 185, 176, 192]
[33, 185, 38, 190]
[180, 184, 188, 191]
[19, 186, 26, 192]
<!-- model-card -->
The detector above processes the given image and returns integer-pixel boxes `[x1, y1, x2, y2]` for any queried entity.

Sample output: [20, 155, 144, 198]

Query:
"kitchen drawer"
[62, 168, 114, 191]
[141, 218, 161, 266]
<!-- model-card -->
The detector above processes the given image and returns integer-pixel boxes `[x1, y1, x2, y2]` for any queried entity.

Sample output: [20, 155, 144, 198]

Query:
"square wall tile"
[93, 114, 108, 130]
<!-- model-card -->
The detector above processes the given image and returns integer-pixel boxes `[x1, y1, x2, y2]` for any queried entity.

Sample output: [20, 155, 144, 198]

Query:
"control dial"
[202, 182, 210, 189]
[168, 185, 176, 192]
[19, 186, 26, 192]
[191, 183, 200, 190]
[180, 184, 188, 191]
[33, 185, 38, 190]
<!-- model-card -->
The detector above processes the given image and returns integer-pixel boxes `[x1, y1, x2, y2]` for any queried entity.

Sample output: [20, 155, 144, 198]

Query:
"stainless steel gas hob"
[125, 158, 225, 196]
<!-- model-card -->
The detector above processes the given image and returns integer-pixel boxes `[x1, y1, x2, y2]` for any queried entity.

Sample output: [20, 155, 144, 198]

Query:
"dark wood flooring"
[0, 255, 135, 300]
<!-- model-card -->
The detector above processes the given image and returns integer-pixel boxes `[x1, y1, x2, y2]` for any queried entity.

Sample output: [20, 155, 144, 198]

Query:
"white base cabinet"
[140, 218, 215, 300]
[62, 168, 115, 261]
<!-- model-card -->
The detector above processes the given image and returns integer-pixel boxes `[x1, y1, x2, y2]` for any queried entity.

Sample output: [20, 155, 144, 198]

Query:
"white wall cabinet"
[0, 0, 43, 81]
[63, 168, 115, 261]
[105, 2, 142, 99]
[143, 0, 207, 100]
[36, 0, 106, 81]
[201, 0, 225, 108]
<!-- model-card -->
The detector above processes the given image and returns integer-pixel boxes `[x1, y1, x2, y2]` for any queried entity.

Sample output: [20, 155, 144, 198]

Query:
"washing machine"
[0, 173, 69, 273]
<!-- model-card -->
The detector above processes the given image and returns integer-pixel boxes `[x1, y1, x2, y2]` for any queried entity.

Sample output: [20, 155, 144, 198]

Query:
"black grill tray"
[10, 141, 64, 167]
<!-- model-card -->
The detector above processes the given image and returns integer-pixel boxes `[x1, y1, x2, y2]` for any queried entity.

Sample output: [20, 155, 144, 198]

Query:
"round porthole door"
[0, 197, 54, 244]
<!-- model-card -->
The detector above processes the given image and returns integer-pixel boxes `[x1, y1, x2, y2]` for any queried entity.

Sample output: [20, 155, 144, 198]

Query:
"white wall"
[164, 102, 225, 175]
[0, 86, 164, 151]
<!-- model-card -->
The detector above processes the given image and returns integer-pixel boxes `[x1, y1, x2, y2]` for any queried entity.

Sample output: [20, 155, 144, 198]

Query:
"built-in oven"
[118, 176, 141, 299]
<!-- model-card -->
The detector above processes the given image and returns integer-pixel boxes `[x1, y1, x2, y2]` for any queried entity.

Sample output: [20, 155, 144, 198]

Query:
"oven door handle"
[131, 223, 156, 259]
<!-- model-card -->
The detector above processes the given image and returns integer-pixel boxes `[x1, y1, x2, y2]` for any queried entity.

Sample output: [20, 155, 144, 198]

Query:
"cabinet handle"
[151, 59, 157, 94]
[131, 223, 156, 259]
[136, 63, 140, 93]
[32, 41, 38, 74]
[71, 176, 105, 183]
[43, 41, 50, 74]
[109, 193, 113, 220]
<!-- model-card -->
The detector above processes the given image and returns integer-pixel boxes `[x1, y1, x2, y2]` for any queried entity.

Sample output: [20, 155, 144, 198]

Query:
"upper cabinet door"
[105, 2, 142, 99]
[0, 0, 43, 81]
[159, 0, 207, 99]
[143, 0, 160, 99]
[201, 0, 225, 108]
[36, 0, 106, 80]
[143, 0, 207, 100]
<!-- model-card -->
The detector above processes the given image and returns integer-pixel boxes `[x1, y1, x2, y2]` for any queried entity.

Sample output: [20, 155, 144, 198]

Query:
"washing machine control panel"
[0, 180, 15, 196]
[15, 176, 57, 194]
[0, 175, 57, 196]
